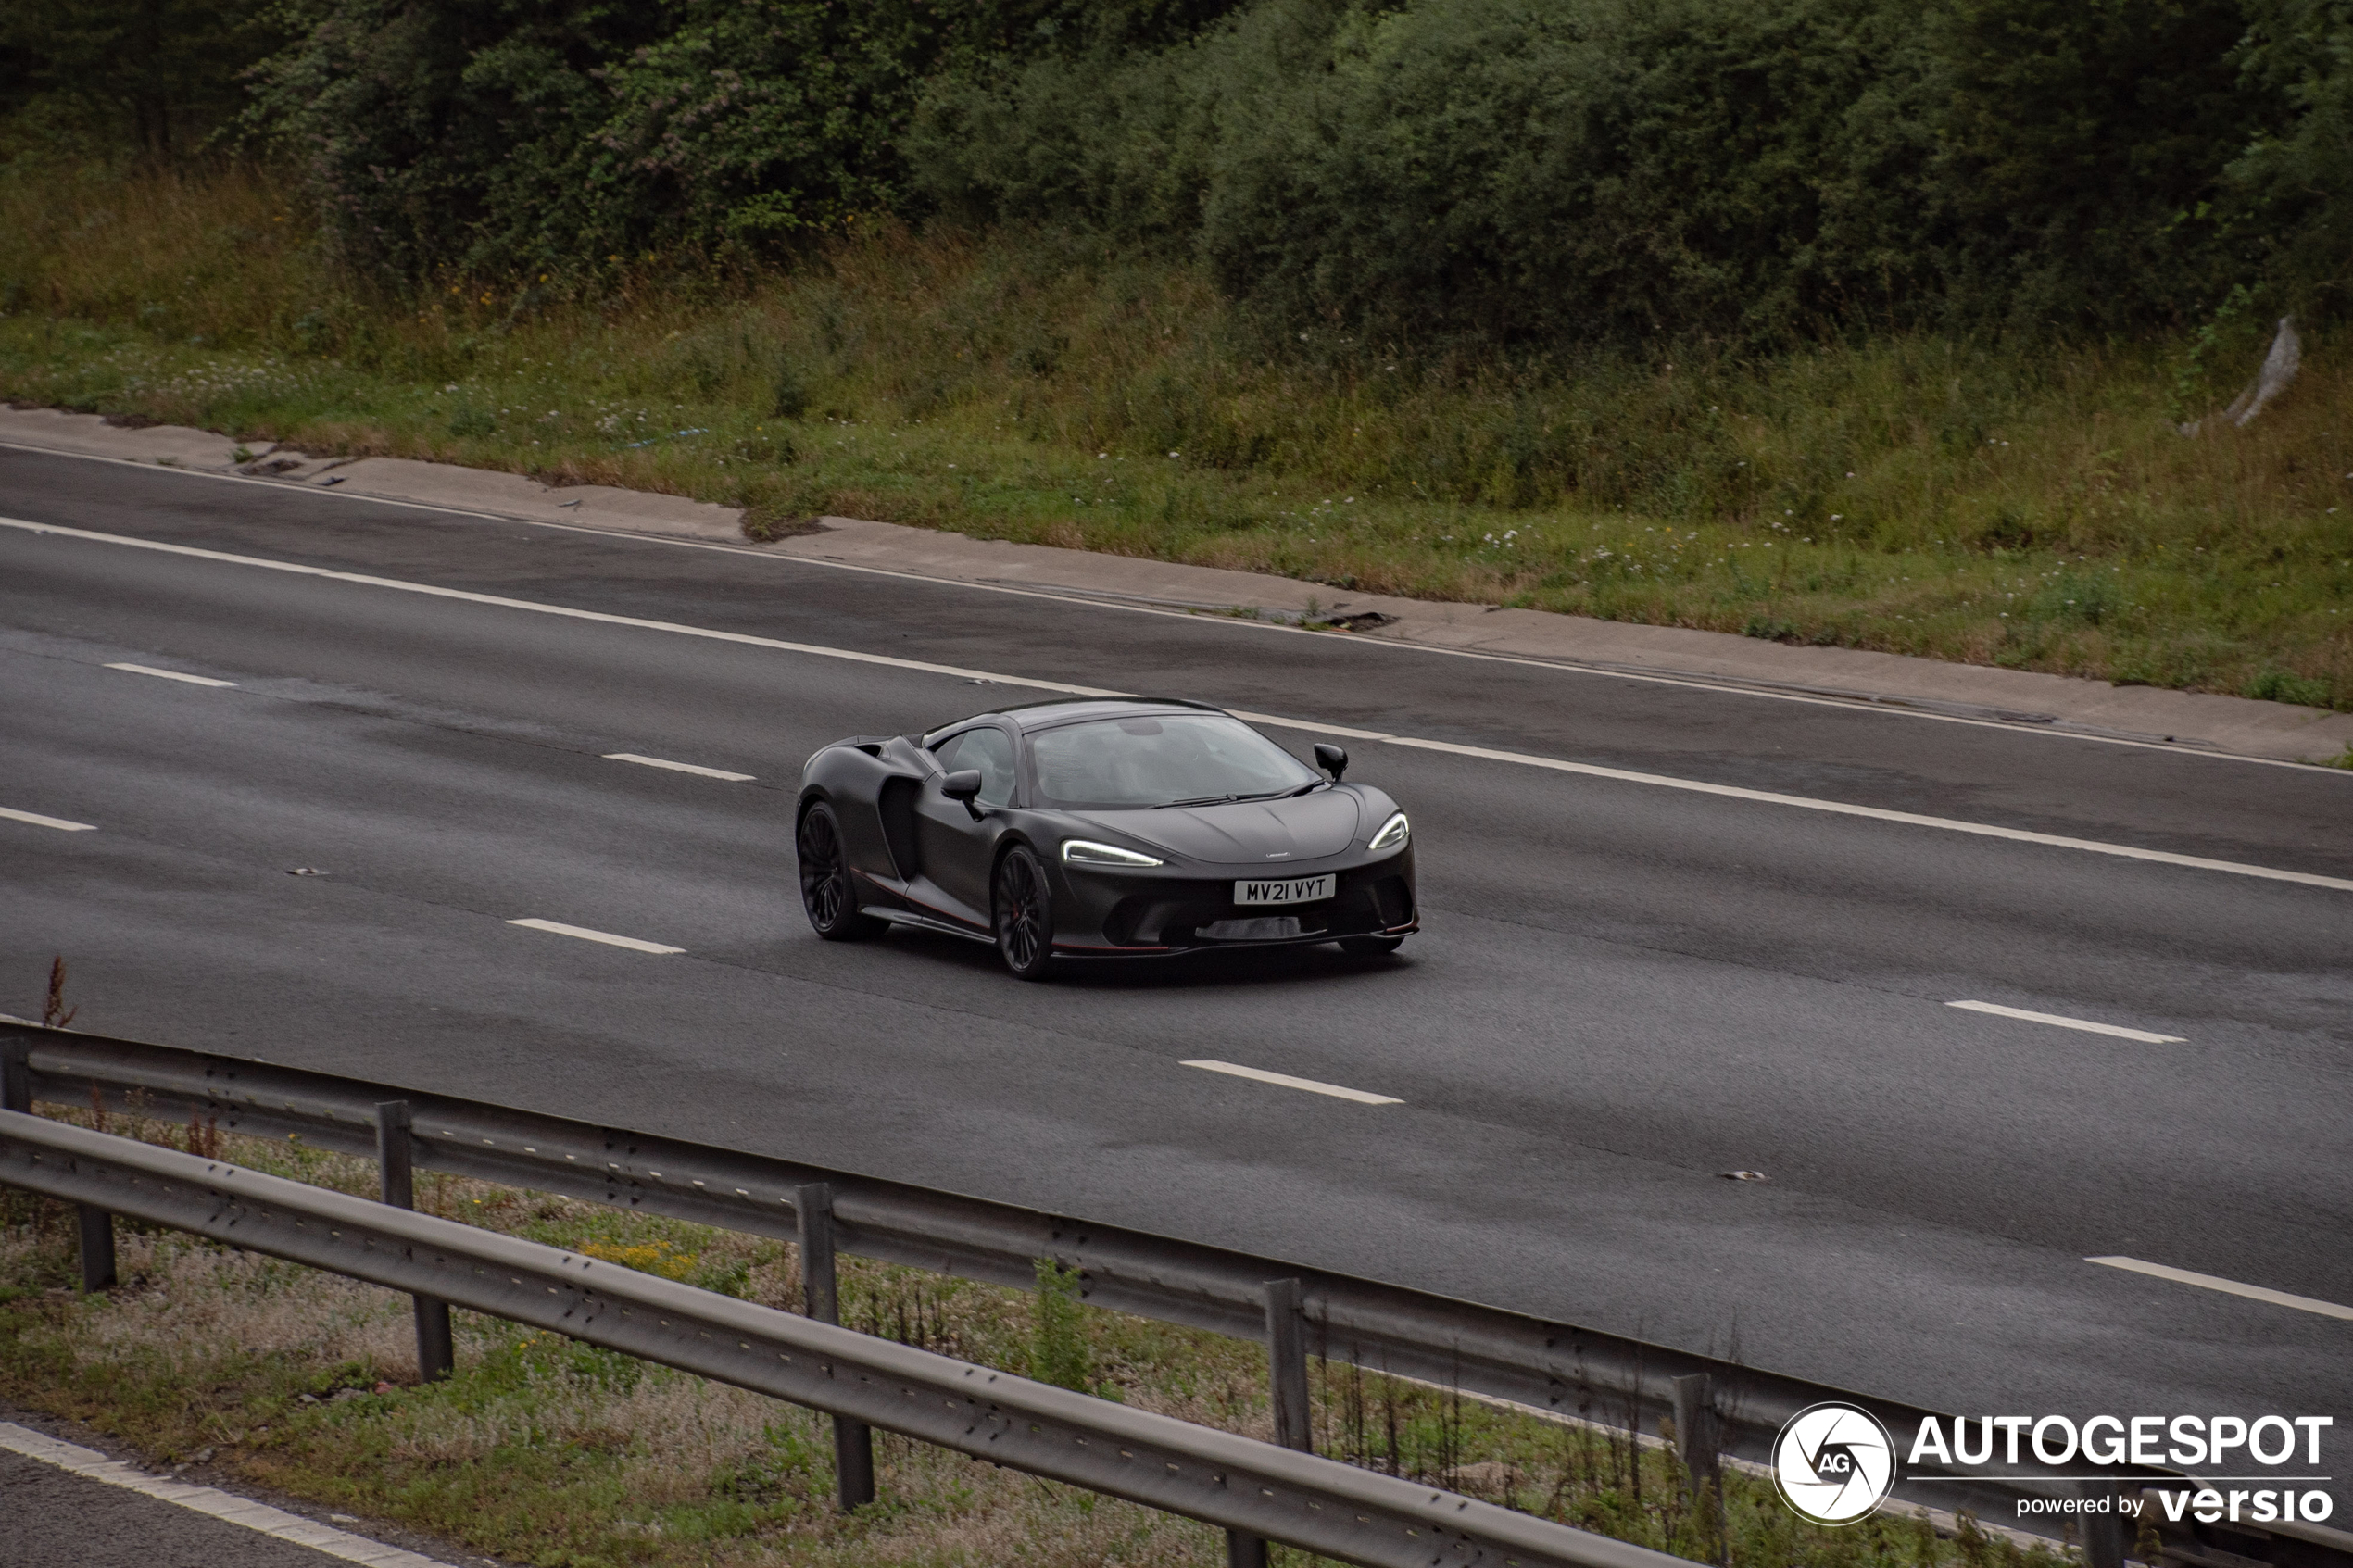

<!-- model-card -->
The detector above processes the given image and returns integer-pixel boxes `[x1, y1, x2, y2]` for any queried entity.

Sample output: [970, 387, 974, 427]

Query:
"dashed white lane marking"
[1, 805, 97, 832]
[506, 918, 684, 954]
[9, 516, 2348, 896]
[1182, 1059, 1402, 1105]
[2086, 1258, 2353, 1321]
[1946, 1000, 2186, 1043]
[0, 1421, 459, 1566]
[603, 752, 756, 781]
[105, 661, 236, 687]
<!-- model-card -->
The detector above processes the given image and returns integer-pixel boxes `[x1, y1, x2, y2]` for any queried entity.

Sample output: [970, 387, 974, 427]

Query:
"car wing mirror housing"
[1314, 743, 1348, 781]
[940, 768, 987, 818]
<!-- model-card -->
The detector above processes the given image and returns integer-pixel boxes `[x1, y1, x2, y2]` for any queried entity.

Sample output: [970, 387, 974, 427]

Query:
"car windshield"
[1028, 714, 1319, 809]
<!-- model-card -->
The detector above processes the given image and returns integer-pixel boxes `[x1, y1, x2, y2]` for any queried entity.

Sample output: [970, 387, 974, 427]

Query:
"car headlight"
[1368, 811, 1410, 852]
[1062, 839, 1164, 868]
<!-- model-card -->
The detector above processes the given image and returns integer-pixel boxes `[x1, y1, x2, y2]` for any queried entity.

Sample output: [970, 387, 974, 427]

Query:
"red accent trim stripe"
[855, 871, 987, 932]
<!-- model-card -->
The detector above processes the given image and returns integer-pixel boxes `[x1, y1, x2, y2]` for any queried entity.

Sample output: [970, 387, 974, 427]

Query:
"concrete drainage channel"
[4, 1020, 2347, 1568]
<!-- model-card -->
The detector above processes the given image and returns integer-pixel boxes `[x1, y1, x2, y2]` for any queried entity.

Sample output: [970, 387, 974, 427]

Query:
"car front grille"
[1103, 868, 1410, 947]
[1197, 915, 1305, 941]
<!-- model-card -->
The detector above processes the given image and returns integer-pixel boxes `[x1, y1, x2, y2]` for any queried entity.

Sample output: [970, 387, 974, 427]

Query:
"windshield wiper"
[1280, 780, 1324, 797]
[1158, 786, 1311, 808]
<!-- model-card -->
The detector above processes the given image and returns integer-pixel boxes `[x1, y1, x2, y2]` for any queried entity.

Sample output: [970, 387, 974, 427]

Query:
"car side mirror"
[940, 768, 986, 819]
[1314, 743, 1348, 782]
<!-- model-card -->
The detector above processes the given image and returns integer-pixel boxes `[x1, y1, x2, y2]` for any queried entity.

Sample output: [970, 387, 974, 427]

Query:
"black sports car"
[795, 698, 1416, 978]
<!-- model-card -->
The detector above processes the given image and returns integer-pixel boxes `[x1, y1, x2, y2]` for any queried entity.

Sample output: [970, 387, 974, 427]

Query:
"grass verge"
[2, 1097, 2082, 1568]
[5, 162, 2345, 711]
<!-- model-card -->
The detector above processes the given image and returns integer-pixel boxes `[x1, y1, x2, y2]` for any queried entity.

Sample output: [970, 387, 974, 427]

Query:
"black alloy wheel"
[1336, 935, 1404, 956]
[993, 845, 1056, 980]
[798, 802, 885, 940]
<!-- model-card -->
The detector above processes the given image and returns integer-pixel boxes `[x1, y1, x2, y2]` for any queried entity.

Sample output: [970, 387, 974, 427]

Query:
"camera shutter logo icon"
[1773, 1402, 1897, 1525]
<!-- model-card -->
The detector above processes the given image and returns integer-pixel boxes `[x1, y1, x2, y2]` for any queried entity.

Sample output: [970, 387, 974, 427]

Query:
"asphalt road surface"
[3, 446, 2348, 1509]
[0, 1411, 465, 1568]
[0, 1448, 365, 1568]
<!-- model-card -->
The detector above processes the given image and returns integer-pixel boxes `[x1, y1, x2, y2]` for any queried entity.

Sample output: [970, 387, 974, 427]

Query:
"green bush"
[2246, 667, 2334, 706]
[236, 0, 1241, 280]
[1195, 0, 1948, 343]
[912, 0, 2312, 343]
[0, 0, 284, 161]
[25, 0, 2342, 345]
[2227, 0, 2353, 318]
[241, 0, 665, 280]
[1929, 0, 2259, 332]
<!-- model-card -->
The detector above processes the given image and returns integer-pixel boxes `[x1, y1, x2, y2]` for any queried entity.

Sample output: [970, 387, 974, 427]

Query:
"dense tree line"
[912, 0, 2352, 338]
[4, 0, 2347, 342]
[2, 0, 282, 159]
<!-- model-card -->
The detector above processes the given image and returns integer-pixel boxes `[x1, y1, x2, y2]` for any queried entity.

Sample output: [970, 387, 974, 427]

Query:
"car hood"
[1077, 790, 1363, 865]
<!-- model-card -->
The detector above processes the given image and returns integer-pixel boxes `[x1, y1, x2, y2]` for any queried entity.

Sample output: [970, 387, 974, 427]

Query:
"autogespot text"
[1906, 1415, 2335, 1524]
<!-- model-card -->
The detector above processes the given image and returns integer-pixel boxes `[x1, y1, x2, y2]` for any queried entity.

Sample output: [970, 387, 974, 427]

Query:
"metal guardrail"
[0, 1108, 1674, 1568]
[5, 1021, 2347, 1568]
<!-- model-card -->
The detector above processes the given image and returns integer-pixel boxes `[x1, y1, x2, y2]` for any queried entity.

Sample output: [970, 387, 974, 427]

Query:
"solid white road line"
[104, 661, 236, 687]
[0, 1421, 459, 1567]
[1226, 709, 2353, 895]
[506, 918, 685, 954]
[1181, 1059, 1402, 1105]
[603, 752, 757, 781]
[0, 805, 96, 832]
[10, 516, 2349, 895]
[1945, 1000, 2186, 1043]
[0, 514, 1119, 694]
[2086, 1257, 2353, 1321]
[14, 437, 2330, 777]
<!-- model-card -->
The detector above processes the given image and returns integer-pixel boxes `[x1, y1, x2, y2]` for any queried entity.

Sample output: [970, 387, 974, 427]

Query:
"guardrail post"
[1672, 1373, 1724, 1562]
[796, 1183, 875, 1511]
[1228, 1277, 1313, 1568]
[375, 1102, 453, 1382]
[0, 1036, 29, 1113]
[2081, 1478, 2127, 1568]
[1265, 1278, 1312, 1452]
[13, 1041, 119, 1293]
[77, 1203, 117, 1291]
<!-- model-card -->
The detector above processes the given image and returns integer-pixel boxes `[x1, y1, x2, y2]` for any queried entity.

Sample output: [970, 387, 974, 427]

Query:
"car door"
[911, 724, 1017, 928]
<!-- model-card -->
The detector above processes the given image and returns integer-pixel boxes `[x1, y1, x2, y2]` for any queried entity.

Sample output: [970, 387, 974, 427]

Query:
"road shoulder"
[6, 403, 2347, 766]
[0, 1403, 484, 1568]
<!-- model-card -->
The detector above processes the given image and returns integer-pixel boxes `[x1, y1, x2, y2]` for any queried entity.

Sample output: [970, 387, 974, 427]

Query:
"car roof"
[925, 696, 1225, 739]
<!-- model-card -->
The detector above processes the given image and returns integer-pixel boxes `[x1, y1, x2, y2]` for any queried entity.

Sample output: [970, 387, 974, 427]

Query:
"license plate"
[1233, 874, 1335, 906]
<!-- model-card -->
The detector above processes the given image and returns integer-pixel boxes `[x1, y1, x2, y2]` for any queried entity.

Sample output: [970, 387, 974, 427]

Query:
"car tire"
[798, 802, 886, 940]
[993, 845, 1057, 980]
[1336, 935, 1404, 956]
